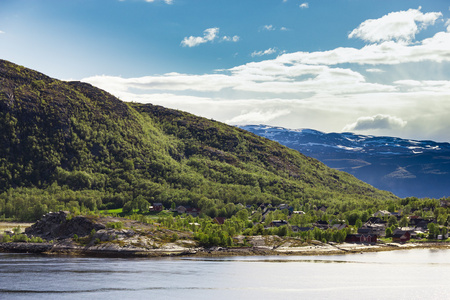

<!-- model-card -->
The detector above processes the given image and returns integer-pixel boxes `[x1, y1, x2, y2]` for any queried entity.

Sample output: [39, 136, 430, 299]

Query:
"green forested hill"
[0, 59, 397, 220]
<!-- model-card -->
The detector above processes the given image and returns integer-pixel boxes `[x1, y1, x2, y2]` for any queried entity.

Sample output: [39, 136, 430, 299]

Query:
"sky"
[1, 0, 450, 142]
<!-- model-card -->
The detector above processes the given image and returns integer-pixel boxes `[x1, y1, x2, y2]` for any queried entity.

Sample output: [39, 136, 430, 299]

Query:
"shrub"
[170, 233, 179, 242]
[12, 234, 29, 242]
[0, 234, 12, 243]
[106, 222, 124, 229]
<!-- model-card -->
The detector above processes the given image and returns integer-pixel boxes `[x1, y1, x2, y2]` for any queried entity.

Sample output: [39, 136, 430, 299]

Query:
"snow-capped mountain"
[240, 125, 450, 199]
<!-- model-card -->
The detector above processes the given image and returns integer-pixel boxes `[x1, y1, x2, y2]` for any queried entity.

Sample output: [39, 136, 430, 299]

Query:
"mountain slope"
[0, 60, 397, 220]
[240, 125, 450, 198]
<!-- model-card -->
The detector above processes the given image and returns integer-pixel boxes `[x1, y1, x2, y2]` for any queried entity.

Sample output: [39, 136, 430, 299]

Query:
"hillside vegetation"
[0, 59, 397, 221]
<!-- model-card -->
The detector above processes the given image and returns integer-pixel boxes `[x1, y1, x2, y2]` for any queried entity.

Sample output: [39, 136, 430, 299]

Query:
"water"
[1, 249, 449, 299]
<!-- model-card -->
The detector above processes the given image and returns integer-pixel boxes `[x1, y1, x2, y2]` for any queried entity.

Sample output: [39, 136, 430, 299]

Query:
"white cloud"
[348, 8, 442, 43]
[222, 35, 240, 42]
[366, 68, 384, 73]
[300, 3, 308, 9]
[343, 114, 407, 131]
[0, 30, 4, 34]
[251, 48, 277, 57]
[226, 109, 291, 124]
[261, 25, 289, 32]
[181, 28, 239, 47]
[181, 28, 219, 47]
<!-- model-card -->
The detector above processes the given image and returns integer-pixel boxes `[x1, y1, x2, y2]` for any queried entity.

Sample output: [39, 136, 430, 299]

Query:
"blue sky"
[1, 0, 450, 142]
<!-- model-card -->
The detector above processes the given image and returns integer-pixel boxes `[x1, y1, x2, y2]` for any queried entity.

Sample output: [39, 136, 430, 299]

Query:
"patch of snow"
[336, 145, 363, 151]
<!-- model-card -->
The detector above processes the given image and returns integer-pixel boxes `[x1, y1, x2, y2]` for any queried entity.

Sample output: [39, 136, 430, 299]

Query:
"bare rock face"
[93, 229, 135, 242]
[25, 211, 105, 240]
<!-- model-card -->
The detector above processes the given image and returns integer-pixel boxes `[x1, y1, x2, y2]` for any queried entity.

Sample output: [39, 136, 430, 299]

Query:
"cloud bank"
[83, 8, 450, 142]
[343, 115, 407, 131]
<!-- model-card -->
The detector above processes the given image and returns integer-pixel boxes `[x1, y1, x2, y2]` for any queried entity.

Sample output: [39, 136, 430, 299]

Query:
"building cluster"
[149, 201, 447, 244]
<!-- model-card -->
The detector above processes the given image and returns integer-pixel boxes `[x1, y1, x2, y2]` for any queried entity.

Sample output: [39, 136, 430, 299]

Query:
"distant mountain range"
[240, 125, 450, 199]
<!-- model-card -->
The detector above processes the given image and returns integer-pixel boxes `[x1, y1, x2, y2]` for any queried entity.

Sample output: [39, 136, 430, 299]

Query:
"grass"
[0, 222, 34, 234]
[101, 208, 124, 214]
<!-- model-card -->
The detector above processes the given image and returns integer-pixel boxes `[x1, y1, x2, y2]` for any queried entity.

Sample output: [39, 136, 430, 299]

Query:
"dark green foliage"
[385, 227, 393, 238]
[0, 233, 44, 243]
[0, 59, 398, 221]
[106, 221, 123, 229]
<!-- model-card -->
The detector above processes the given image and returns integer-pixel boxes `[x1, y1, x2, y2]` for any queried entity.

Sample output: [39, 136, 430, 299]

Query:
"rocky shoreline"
[2, 212, 450, 258]
[2, 239, 450, 258]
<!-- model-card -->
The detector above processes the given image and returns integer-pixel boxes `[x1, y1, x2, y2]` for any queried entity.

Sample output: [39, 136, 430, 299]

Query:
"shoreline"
[2, 241, 450, 258]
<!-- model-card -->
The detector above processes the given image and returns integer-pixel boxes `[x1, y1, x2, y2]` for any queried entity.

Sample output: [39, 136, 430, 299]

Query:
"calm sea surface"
[1, 249, 449, 299]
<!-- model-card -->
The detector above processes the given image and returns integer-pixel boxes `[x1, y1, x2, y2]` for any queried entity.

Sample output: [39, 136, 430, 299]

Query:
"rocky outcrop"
[25, 211, 105, 240]
[0, 242, 53, 253]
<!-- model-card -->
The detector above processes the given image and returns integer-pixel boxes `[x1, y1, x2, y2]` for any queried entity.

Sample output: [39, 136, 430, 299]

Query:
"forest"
[0, 59, 397, 224]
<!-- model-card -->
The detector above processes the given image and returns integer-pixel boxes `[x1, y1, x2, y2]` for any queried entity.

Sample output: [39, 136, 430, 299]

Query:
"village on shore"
[2, 197, 450, 258]
[162, 199, 450, 244]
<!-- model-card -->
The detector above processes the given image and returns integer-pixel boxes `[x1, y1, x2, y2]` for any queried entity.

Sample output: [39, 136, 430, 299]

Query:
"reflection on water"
[1, 249, 449, 300]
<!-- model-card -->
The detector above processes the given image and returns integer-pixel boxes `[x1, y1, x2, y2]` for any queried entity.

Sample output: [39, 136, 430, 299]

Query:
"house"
[313, 220, 329, 230]
[365, 217, 387, 225]
[270, 220, 289, 227]
[331, 224, 347, 230]
[177, 206, 187, 214]
[262, 207, 277, 216]
[358, 227, 375, 235]
[297, 227, 313, 232]
[150, 203, 164, 212]
[291, 225, 300, 232]
[360, 223, 387, 237]
[438, 233, 449, 240]
[411, 219, 430, 231]
[175, 205, 201, 216]
[293, 211, 306, 215]
[361, 234, 377, 243]
[373, 210, 391, 217]
[258, 203, 267, 210]
[186, 207, 201, 217]
[398, 227, 417, 239]
[345, 234, 377, 244]
[392, 230, 411, 243]
[278, 204, 294, 213]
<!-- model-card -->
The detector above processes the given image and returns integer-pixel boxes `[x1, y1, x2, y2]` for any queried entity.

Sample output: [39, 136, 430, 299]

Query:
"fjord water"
[1, 249, 449, 299]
